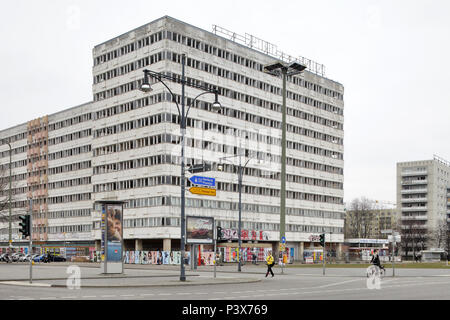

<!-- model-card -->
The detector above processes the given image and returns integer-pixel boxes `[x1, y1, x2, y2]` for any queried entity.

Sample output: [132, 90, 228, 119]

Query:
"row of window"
[94, 175, 342, 204]
[94, 113, 342, 160]
[48, 113, 92, 132]
[114, 216, 343, 234]
[48, 129, 91, 146]
[48, 177, 91, 190]
[95, 64, 343, 119]
[93, 153, 342, 186]
[94, 31, 164, 65]
[48, 209, 91, 219]
[48, 145, 91, 161]
[48, 224, 92, 234]
[94, 29, 343, 100]
[93, 89, 342, 134]
[49, 161, 91, 175]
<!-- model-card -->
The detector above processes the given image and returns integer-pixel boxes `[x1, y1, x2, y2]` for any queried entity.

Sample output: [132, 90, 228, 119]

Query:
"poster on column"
[106, 203, 123, 263]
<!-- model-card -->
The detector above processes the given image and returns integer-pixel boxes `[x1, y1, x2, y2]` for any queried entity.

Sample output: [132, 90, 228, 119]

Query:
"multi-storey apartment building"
[0, 16, 344, 260]
[397, 155, 450, 256]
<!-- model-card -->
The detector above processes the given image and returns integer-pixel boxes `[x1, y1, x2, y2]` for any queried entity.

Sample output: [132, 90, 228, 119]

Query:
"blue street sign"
[281, 236, 286, 244]
[189, 176, 216, 187]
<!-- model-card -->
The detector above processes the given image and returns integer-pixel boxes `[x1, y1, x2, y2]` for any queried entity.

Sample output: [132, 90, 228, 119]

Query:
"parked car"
[12, 253, 25, 262]
[50, 255, 66, 262]
[20, 254, 33, 262]
[33, 254, 46, 262]
[1, 253, 12, 263]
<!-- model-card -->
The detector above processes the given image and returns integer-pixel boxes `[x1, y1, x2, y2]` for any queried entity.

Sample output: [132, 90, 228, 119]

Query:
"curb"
[0, 274, 200, 282]
[0, 278, 261, 288]
[50, 278, 262, 288]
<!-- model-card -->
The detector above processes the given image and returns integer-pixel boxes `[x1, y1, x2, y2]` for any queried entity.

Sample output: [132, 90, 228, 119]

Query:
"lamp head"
[140, 70, 152, 93]
[211, 91, 222, 112]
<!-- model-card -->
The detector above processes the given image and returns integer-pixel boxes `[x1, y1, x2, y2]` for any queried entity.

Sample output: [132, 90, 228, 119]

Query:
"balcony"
[401, 179, 427, 185]
[401, 215, 428, 221]
[402, 206, 427, 212]
[401, 189, 427, 194]
[401, 171, 427, 177]
[401, 198, 427, 203]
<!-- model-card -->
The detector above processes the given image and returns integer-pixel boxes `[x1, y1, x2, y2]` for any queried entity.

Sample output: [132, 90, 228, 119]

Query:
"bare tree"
[400, 219, 428, 259]
[346, 197, 376, 239]
[430, 219, 449, 250]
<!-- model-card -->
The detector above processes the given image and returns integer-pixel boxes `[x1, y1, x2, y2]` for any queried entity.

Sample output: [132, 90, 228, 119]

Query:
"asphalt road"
[0, 263, 449, 300]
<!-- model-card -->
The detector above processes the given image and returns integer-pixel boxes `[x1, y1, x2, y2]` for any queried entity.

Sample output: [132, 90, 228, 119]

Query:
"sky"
[0, 0, 449, 205]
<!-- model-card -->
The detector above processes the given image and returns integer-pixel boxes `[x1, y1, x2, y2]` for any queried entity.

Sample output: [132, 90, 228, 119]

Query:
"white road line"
[140, 293, 154, 296]
[82, 296, 97, 298]
[317, 279, 361, 288]
[39, 297, 56, 300]
[61, 296, 77, 299]
[120, 295, 135, 297]
[101, 295, 116, 298]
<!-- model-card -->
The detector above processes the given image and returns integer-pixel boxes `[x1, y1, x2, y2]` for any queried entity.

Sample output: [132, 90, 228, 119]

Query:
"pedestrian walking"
[265, 251, 275, 278]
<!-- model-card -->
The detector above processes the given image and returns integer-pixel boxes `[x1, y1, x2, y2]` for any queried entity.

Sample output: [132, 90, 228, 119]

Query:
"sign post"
[189, 187, 216, 196]
[29, 199, 32, 284]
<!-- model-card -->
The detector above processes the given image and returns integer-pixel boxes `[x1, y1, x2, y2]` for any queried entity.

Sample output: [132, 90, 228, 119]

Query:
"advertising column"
[98, 201, 124, 274]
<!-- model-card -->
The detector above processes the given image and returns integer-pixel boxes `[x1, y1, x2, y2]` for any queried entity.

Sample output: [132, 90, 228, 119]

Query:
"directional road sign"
[189, 176, 216, 187]
[189, 187, 216, 196]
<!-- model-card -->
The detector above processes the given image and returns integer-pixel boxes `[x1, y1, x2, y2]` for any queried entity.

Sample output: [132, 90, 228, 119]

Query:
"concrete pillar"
[163, 238, 171, 251]
[95, 240, 101, 251]
[135, 239, 143, 251]
[299, 242, 304, 262]
[337, 243, 343, 260]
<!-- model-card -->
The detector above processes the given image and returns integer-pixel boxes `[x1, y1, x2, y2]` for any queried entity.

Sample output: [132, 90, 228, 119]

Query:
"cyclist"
[370, 249, 385, 273]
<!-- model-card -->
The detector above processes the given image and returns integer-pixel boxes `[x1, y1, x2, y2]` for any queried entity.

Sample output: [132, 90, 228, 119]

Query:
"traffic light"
[319, 233, 325, 247]
[216, 226, 223, 240]
[19, 215, 31, 238]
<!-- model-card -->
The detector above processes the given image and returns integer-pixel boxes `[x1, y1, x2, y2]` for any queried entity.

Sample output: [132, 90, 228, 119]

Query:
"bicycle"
[366, 264, 385, 278]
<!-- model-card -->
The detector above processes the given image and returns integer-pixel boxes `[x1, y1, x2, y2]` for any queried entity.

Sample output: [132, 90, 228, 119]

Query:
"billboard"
[186, 216, 214, 244]
[106, 203, 123, 262]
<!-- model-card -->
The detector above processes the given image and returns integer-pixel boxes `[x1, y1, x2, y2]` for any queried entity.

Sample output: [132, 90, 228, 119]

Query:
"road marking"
[317, 279, 361, 288]
[120, 295, 135, 297]
[101, 295, 116, 298]
[82, 296, 97, 298]
[158, 293, 171, 296]
[39, 297, 56, 300]
[140, 293, 154, 296]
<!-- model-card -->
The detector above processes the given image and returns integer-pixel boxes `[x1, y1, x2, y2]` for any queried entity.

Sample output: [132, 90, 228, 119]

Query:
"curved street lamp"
[139, 54, 222, 281]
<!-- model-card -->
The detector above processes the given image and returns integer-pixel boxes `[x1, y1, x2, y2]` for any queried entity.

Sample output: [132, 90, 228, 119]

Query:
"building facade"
[397, 155, 450, 256]
[0, 16, 344, 261]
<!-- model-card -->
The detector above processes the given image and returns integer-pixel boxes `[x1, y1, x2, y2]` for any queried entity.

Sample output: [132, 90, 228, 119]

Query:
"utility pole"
[29, 198, 33, 284]
[7, 142, 12, 250]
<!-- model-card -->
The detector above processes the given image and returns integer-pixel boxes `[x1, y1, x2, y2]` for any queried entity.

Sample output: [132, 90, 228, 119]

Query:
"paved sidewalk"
[0, 263, 262, 288]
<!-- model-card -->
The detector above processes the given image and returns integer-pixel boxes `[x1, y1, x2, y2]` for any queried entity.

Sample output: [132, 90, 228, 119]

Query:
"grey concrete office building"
[0, 16, 344, 260]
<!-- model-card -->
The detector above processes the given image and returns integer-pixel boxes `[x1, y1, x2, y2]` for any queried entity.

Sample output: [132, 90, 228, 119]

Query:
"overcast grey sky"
[1, 0, 449, 204]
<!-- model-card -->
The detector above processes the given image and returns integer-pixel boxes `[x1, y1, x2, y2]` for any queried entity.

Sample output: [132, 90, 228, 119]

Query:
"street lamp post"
[7, 142, 12, 250]
[218, 154, 253, 272]
[140, 54, 222, 281]
[263, 62, 306, 258]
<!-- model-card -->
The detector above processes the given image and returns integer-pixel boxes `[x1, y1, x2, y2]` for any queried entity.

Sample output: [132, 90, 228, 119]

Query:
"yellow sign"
[189, 187, 216, 196]
[279, 243, 286, 251]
